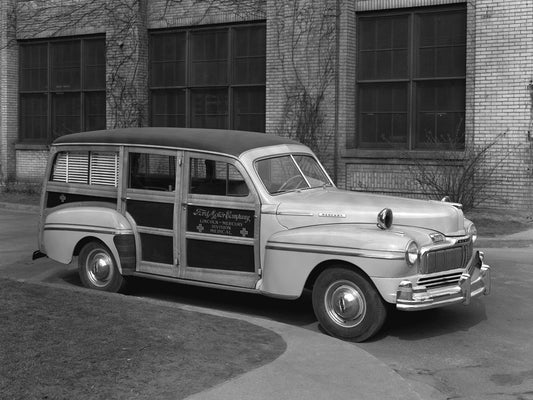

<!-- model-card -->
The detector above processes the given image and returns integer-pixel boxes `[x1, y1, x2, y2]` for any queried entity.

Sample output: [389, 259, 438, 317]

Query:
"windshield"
[256, 154, 332, 194]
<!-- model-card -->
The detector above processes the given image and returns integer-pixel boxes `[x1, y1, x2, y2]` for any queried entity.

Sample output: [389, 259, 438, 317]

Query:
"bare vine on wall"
[271, 0, 337, 161]
[11, 0, 267, 130]
[405, 128, 509, 211]
[12, 0, 150, 129]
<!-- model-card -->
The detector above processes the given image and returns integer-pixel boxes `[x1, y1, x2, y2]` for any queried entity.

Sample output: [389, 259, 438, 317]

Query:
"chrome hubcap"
[86, 250, 113, 287]
[324, 280, 366, 328]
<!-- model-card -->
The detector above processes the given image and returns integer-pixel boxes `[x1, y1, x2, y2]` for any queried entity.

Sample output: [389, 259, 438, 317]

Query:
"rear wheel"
[312, 267, 387, 342]
[78, 241, 125, 293]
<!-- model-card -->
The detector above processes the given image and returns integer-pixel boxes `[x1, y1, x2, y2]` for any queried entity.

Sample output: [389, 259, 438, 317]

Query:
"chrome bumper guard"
[396, 251, 491, 311]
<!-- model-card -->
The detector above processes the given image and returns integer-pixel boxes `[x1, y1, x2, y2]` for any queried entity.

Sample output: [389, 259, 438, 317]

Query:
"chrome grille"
[418, 271, 464, 289]
[420, 240, 473, 275]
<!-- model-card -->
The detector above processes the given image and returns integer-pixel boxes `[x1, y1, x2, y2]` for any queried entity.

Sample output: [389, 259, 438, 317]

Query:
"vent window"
[51, 151, 119, 187]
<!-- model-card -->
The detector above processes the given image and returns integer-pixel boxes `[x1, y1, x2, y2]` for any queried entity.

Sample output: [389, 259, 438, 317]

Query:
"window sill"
[342, 148, 465, 161]
[15, 143, 50, 151]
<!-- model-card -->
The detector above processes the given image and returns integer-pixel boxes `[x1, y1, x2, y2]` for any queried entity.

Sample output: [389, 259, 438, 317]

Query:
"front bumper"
[396, 251, 491, 311]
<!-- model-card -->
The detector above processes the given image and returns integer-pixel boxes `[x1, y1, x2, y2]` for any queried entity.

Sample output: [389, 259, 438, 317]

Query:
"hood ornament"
[377, 208, 393, 230]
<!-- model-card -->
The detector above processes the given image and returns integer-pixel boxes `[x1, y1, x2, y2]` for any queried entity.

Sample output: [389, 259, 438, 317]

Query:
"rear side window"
[189, 158, 249, 197]
[129, 153, 176, 191]
[51, 151, 119, 187]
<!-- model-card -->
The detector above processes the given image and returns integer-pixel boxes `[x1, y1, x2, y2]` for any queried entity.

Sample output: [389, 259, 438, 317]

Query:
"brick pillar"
[106, 0, 149, 129]
[473, 0, 533, 209]
[0, 0, 18, 183]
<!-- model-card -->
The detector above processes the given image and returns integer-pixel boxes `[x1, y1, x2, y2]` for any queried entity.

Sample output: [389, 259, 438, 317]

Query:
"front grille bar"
[420, 240, 473, 275]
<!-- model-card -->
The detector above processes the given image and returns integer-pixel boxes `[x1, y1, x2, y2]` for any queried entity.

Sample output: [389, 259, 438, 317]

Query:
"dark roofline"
[53, 128, 301, 157]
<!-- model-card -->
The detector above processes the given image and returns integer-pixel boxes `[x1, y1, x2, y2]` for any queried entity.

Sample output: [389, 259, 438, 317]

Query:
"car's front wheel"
[78, 241, 125, 293]
[312, 266, 387, 342]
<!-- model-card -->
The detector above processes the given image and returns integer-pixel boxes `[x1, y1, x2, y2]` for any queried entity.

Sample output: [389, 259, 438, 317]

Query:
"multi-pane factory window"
[357, 6, 466, 150]
[19, 37, 106, 143]
[150, 23, 266, 133]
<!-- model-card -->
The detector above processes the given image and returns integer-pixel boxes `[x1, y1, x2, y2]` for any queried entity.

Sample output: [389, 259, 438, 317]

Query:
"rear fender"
[42, 205, 133, 273]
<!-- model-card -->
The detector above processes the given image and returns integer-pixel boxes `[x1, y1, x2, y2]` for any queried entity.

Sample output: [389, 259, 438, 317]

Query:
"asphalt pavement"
[0, 203, 424, 400]
[2, 201, 531, 399]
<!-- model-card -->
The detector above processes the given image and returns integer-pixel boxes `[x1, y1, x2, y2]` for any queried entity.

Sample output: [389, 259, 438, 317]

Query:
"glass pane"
[358, 83, 408, 147]
[52, 93, 81, 138]
[190, 30, 228, 85]
[51, 41, 80, 90]
[233, 25, 266, 84]
[418, 112, 436, 143]
[233, 87, 265, 132]
[360, 114, 377, 144]
[20, 44, 48, 91]
[358, 19, 376, 51]
[150, 33, 186, 87]
[293, 155, 331, 187]
[358, 50, 375, 80]
[234, 25, 266, 57]
[256, 156, 304, 194]
[358, 15, 408, 80]
[129, 153, 176, 191]
[417, 10, 466, 78]
[416, 80, 465, 147]
[84, 92, 106, 131]
[189, 158, 248, 197]
[418, 48, 434, 77]
[420, 11, 466, 47]
[20, 94, 48, 141]
[191, 89, 228, 129]
[151, 90, 186, 127]
[83, 39, 105, 90]
[376, 18, 392, 49]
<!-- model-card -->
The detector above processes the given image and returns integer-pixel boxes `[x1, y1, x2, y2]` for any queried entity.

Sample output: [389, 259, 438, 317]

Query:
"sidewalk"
[477, 228, 533, 248]
[0, 204, 424, 400]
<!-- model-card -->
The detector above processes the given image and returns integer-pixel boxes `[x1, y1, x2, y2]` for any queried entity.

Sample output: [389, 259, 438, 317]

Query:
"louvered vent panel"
[67, 153, 89, 184]
[90, 153, 118, 187]
[52, 152, 68, 182]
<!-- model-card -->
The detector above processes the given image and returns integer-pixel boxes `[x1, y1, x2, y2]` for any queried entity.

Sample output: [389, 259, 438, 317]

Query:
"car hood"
[274, 187, 466, 236]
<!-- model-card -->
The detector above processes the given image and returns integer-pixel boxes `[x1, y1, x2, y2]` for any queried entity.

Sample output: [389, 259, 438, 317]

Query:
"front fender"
[42, 205, 133, 271]
[260, 224, 414, 298]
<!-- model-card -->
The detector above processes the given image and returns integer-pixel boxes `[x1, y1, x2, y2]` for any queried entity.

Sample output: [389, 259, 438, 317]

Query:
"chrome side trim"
[44, 223, 132, 236]
[266, 242, 405, 260]
[276, 211, 314, 217]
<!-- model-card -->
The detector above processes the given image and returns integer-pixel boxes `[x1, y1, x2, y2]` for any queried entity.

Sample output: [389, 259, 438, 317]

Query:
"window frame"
[149, 22, 266, 133]
[18, 35, 106, 144]
[355, 5, 466, 151]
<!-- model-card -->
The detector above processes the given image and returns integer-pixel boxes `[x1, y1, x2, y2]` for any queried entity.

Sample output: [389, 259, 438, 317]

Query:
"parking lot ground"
[0, 206, 423, 400]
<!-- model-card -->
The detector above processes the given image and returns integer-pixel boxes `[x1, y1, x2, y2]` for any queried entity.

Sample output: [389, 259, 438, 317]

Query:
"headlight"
[467, 222, 478, 243]
[405, 241, 419, 267]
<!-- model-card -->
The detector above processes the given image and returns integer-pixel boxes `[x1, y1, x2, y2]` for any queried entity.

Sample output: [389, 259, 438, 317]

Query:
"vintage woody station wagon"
[34, 128, 491, 341]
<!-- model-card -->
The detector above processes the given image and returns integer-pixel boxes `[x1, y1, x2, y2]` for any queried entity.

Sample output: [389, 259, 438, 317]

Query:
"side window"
[129, 153, 176, 191]
[189, 157, 249, 197]
[51, 151, 118, 187]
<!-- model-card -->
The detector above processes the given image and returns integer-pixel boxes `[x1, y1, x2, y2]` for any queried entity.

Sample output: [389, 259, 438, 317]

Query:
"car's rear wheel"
[312, 266, 387, 342]
[78, 241, 125, 293]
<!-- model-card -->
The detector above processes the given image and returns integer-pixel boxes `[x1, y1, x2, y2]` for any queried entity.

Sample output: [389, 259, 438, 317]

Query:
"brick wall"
[5, 0, 533, 211]
[340, 0, 533, 211]
[0, 0, 18, 183]
[147, 0, 265, 28]
[16, 148, 48, 182]
[106, 0, 149, 128]
[472, 0, 533, 210]
[266, 0, 338, 176]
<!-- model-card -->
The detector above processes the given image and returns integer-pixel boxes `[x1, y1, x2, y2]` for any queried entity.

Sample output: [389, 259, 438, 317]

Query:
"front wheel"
[78, 241, 126, 293]
[312, 267, 387, 342]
